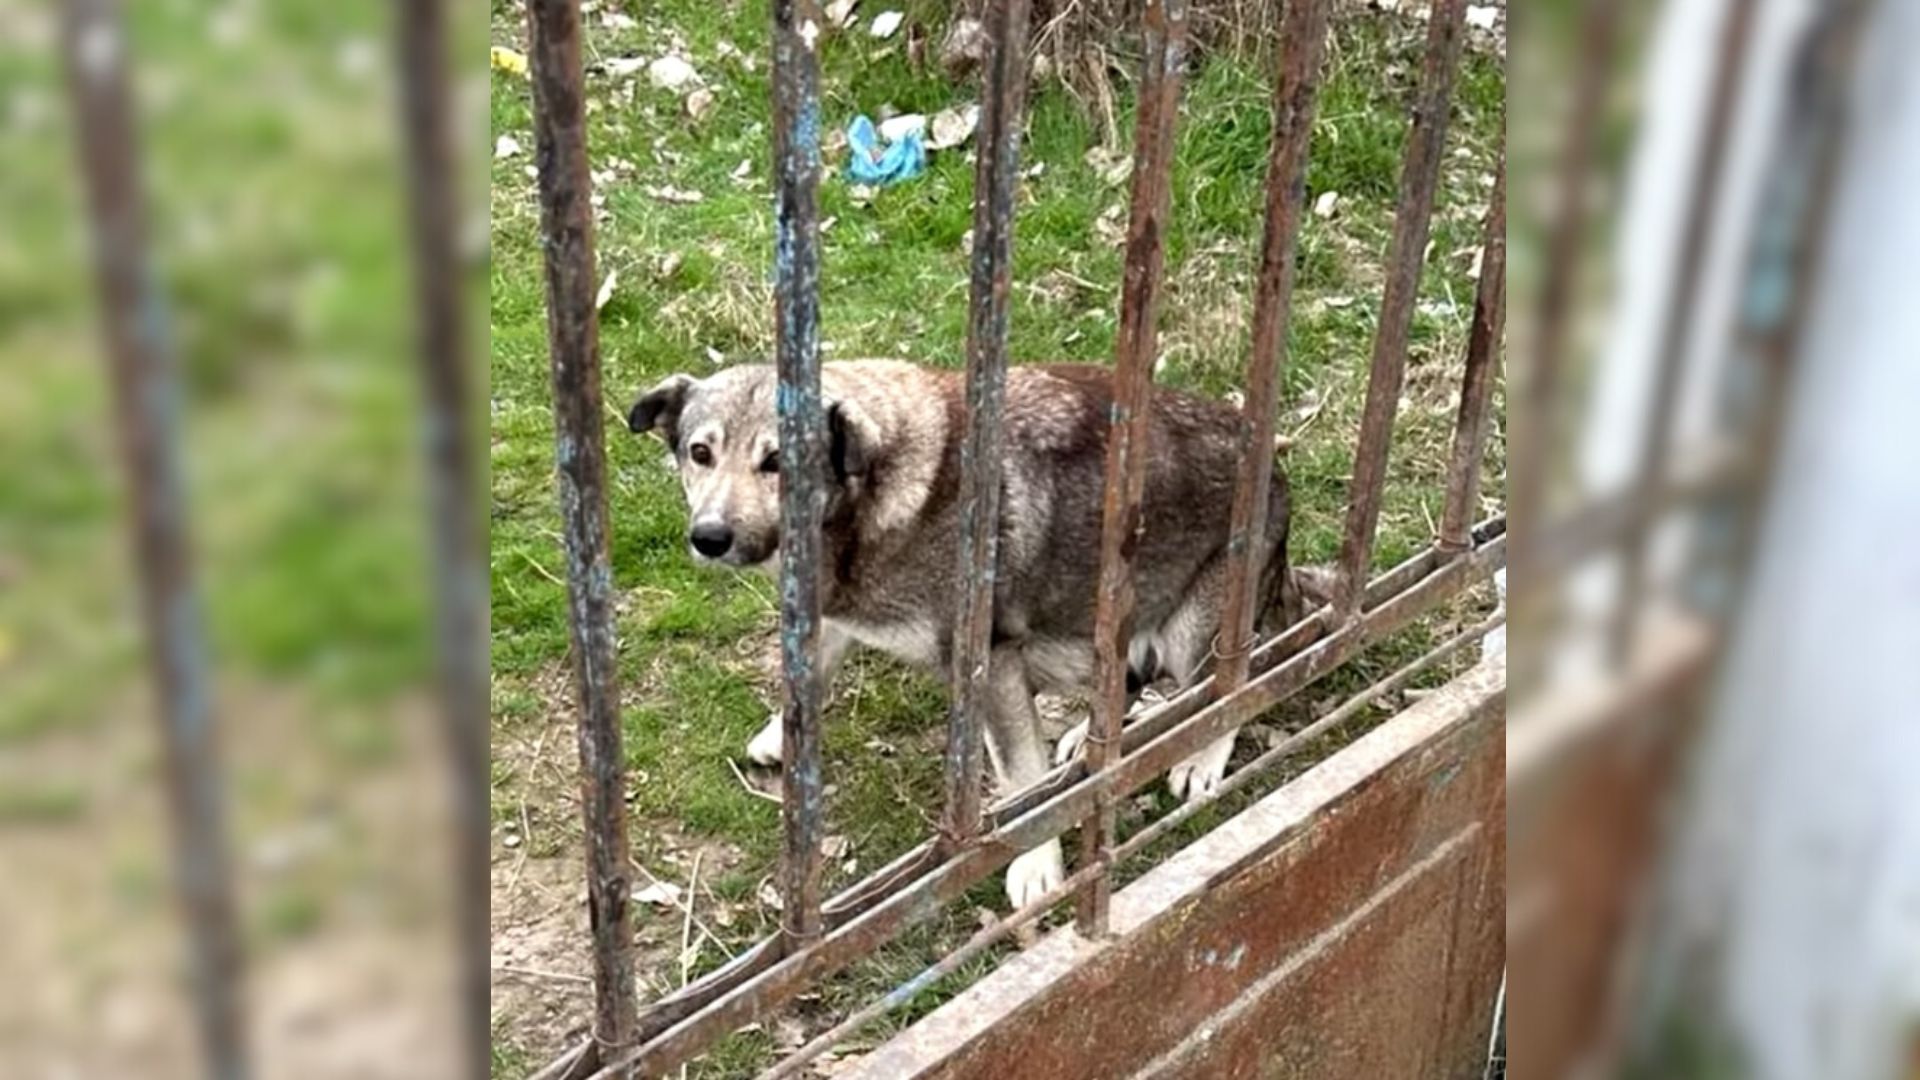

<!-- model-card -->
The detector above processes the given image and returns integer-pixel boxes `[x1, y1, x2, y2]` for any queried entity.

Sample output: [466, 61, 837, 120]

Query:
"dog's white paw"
[746, 712, 784, 766]
[1168, 732, 1236, 802]
[1005, 838, 1065, 909]
[1053, 720, 1089, 766]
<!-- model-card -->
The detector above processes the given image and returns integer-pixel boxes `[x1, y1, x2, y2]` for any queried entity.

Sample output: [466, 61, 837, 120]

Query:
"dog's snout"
[689, 522, 734, 559]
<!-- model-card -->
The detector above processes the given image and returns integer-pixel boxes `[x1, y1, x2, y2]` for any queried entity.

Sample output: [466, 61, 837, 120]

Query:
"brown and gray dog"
[629, 360, 1298, 907]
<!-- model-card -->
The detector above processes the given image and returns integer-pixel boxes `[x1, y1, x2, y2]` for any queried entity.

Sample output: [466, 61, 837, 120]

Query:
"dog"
[629, 360, 1298, 908]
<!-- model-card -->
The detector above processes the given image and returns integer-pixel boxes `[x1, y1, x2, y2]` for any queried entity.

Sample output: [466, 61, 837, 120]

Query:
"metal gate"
[519, 0, 1505, 1076]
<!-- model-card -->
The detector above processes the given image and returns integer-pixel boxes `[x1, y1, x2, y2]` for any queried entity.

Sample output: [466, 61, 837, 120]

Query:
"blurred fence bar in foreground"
[58, 2, 250, 1077]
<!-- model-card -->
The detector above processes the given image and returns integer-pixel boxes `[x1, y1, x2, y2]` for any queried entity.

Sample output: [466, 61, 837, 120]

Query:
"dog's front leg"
[984, 645, 1066, 909]
[746, 624, 851, 765]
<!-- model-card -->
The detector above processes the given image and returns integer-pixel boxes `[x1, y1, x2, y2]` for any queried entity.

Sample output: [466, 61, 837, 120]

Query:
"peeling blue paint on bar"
[772, 0, 829, 947]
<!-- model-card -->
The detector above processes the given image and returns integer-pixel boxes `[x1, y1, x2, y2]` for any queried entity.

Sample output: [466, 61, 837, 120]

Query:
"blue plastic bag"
[844, 115, 925, 186]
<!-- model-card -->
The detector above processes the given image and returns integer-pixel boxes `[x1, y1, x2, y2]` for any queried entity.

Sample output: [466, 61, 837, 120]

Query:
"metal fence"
[520, 0, 1504, 1077]
[57, 0, 488, 1076]
[57, 0, 1506, 1075]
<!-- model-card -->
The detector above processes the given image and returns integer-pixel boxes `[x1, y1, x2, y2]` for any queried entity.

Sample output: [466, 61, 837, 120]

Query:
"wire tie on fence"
[1207, 629, 1253, 664]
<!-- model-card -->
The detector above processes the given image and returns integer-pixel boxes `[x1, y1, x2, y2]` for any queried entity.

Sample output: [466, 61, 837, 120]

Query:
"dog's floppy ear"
[628, 374, 695, 446]
[827, 399, 869, 481]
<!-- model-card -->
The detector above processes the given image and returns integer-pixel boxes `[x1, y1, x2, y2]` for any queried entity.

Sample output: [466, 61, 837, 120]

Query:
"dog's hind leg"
[746, 624, 852, 765]
[983, 643, 1066, 908]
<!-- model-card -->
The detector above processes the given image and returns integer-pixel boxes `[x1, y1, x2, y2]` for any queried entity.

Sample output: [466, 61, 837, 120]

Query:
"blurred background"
[0, 0, 486, 1076]
[1507, 0, 1919, 1077]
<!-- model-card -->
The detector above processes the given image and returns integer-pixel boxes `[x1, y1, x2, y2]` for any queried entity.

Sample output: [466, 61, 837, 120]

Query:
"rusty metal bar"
[1116, 612, 1502, 862]
[771, 0, 829, 946]
[59, 3, 247, 1077]
[588, 527, 1503, 1079]
[1610, 0, 1758, 659]
[1331, 0, 1467, 617]
[1079, 0, 1189, 938]
[1510, 0, 1621, 574]
[525, 0, 637, 1066]
[944, 0, 1032, 851]
[395, 1, 488, 1071]
[1216, 0, 1333, 693]
[1439, 144, 1507, 553]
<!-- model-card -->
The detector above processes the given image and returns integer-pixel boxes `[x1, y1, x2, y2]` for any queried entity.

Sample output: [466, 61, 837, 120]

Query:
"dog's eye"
[689, 444, 713, 467]
[759, 452, 779, 475]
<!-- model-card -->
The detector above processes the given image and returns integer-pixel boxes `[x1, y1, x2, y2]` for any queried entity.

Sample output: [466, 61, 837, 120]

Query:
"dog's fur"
[630, 360, 1298, 906]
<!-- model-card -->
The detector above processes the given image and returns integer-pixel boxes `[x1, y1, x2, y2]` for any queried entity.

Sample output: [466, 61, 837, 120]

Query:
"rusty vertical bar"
[1331, 0, 1467, 618]
[1077, 0, 1189, 937]
[525, 0, 637, 1066]
[771, 0, 828, 945]
[944, 0, 1032, 850]
[1610, 0, 1757, 659]
[1439, 144, 1507, 553]
[58, 3, 248, 1077]
[394, 0, 488, 1072]
[1510, 0, 1620, 578]
[1214, 0, 1332, 694]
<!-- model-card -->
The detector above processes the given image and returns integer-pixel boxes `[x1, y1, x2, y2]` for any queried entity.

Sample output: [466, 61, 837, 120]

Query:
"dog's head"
[628, 366, 868, 568]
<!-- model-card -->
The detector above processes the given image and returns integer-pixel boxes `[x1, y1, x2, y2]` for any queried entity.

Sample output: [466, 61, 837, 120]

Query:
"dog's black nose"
[690, 523, 734, 558]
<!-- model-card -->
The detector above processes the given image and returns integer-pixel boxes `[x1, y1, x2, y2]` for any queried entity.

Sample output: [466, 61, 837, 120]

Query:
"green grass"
[488, 2, 1503, 1075]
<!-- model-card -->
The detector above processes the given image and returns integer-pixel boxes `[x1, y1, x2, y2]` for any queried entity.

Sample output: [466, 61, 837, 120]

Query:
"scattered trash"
[490, 45, 528, 80]
[494, 134, 522, 160]
[644, 184, 705, 204]
[939, 17, 987, 77]
[1465, 4, 1499, 31]
[825, 0, 859, 29]
[604, 55, 648, 78]
[730, 157, 754, 182]
[878, 113, 927, 143]
[1314, 190, 1340, 218]
[928, 103, 980, 150]
[685, 87, 716, 121]
[869, 10, 905, 38]
[844, 115, 925, 186]
[648, 54, 700, 91]
[595, 269, 617, 311]
[1084, 145, 1131, 187]
[634, 881, 683, 906]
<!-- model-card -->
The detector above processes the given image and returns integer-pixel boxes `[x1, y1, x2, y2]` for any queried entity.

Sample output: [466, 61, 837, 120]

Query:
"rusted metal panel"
[844, 658, 1507, 1080]
[769, 0, 830, 948]
[525, 0, 637, 1065]
[1216, 0, 1332, 692]
[395, 0, 489, 1071]
[944, 0, 1032, 851]
[59, 3, 249, 1077]
[1332, 0, 1468, 617]
[1440, 146, 1506, 555]
[1083, 0, 1189, 937]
